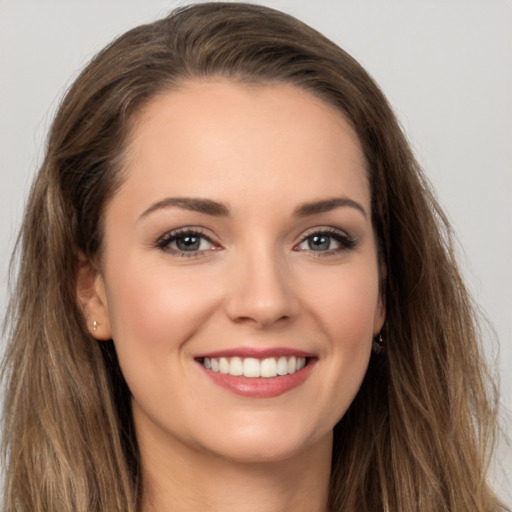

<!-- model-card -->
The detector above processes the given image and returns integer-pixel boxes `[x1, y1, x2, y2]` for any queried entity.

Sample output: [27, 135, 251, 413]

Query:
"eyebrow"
[294, 197, 367, 219]
[139, 197, 230, 220]
[138, 195, 367, 221]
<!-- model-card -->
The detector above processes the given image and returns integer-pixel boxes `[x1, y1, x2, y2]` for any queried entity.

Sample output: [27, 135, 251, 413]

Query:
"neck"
[140, 430, 332, 512]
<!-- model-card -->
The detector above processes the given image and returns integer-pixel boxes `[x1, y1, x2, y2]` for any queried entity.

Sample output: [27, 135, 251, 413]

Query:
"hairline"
[94, 73, 373, 263]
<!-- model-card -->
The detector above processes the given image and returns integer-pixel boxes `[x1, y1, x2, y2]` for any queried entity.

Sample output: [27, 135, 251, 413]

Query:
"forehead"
[116, 79, 369, 216]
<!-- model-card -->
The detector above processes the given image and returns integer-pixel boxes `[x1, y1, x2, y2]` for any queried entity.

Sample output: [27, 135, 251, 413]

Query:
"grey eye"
[174, 234, 202, 251]
[295, 228, 356, 254]
[157, 230, 216, 254]
[308, 234, 333, 251]
[299, 234, 341, 252]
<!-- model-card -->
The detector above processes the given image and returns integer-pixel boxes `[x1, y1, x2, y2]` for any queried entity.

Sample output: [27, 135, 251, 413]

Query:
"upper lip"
[194, 347, 316, 359]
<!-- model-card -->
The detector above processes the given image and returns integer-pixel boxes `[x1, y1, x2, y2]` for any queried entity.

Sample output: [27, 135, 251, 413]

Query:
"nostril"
[232, 313, 292, 328]
[224, 270, 300, 328]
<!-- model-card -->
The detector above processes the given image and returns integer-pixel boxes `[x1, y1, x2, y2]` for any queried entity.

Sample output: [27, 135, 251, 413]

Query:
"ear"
[76, 252, 112, 340]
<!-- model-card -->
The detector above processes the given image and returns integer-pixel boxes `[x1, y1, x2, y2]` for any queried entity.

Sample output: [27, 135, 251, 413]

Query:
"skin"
[78, 79, 385, 511]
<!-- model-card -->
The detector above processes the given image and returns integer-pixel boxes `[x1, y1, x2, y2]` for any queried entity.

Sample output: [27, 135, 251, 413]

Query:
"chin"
[195, 419, 331, 465]
[208, 439, 310, 465]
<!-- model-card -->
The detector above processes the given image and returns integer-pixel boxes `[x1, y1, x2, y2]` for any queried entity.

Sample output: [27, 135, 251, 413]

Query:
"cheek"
[104, 259, 222, 356]
[302, 260, 380, 346]
[300, 260, 379, 421]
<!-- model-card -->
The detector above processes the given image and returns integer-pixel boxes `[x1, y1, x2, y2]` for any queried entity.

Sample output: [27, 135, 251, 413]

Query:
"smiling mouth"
[199, 356, 308, 378]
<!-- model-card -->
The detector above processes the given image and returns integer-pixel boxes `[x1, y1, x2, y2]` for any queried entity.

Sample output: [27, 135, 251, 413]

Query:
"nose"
[224, 246, 300, 329]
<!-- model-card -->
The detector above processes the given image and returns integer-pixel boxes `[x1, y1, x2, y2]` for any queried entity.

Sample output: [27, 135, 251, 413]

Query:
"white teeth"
[203, 356, 307, 378]
[228, 356, 243, 376]
[219, 357, 229, 374]
[260, 357, 277, 378]
[276, 356, 288, 376]
[243, 357, 260, 377]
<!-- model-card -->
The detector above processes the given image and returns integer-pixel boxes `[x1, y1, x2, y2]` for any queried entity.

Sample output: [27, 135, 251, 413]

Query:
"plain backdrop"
[1, 0, 510, 503]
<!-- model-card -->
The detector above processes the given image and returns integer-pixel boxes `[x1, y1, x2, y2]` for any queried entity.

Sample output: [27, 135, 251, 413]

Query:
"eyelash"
[295, 227, 356, 256]
[156, 227, 356, 258]
[156, 228, 217, 258]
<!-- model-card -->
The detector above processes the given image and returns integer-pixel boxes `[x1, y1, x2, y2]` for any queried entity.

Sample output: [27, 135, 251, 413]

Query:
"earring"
[372, 333, 384, 354]
[92, 321, 98, 332]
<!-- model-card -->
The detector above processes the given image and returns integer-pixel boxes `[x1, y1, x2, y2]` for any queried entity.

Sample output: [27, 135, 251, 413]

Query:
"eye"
[157, 229, 218, 256]
[295, 228, 355, 254]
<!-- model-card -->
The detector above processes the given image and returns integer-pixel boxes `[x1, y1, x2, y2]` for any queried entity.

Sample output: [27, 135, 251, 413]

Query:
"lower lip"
[199, 360, 316, 398]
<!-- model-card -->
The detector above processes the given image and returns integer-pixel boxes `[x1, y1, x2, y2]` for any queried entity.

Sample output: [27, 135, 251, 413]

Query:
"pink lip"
[195, 347, 315, 359]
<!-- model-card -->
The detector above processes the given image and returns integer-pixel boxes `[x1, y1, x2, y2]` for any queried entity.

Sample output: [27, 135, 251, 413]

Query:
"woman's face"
[89, 79, 385, 464]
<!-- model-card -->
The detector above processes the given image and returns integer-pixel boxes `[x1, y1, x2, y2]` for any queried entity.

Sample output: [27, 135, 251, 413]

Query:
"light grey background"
[1, 0, 510, 502]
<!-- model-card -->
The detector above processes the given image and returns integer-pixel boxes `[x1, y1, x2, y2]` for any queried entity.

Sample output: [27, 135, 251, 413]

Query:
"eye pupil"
[176, 235, 200, 251]
[308, 235, 330, 251]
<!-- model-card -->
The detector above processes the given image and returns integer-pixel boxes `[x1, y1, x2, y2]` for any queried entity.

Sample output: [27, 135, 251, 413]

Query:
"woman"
[1, 3, 507, 511]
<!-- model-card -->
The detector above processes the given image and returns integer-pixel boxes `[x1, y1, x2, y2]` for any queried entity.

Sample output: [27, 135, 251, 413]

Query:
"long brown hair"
[2, 3, 507, 511]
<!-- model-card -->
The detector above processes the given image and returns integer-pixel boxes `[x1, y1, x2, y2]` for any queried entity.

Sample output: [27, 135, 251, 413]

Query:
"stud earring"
[92, 321, 98, 332]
